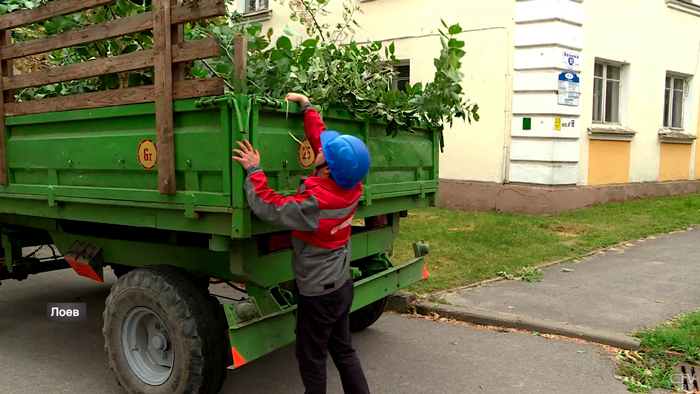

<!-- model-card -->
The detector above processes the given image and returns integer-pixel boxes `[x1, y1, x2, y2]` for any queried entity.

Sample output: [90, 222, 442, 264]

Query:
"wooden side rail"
[0, 0, 226, 194]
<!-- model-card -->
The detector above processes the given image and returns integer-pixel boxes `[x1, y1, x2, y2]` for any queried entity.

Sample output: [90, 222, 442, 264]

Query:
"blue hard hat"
[320, 130, 371, 190]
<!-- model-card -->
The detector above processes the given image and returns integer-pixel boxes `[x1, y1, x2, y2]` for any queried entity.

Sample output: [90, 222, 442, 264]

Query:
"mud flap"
[64, 241, 104, 283]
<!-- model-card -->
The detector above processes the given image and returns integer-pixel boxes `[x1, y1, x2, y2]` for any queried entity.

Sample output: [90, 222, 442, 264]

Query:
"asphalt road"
[0, 270, 631, 394]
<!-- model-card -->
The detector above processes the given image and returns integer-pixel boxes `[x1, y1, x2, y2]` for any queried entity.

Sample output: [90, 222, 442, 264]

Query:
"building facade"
[237, 0, 700, 213]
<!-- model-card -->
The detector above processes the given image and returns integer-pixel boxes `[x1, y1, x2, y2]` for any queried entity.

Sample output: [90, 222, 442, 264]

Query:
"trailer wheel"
[349, 296, 389, 333]
[103, 266, 229, 394]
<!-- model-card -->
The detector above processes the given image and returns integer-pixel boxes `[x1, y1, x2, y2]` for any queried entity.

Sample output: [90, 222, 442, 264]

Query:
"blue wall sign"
[558, 71, 580, 107]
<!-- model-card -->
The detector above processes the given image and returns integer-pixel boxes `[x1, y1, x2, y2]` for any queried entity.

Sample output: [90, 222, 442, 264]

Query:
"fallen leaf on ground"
[578, 350, 587, 354]
[562, 268, 575, 273]
[479, 385, 484, 389]
[655, 300, 665, 304]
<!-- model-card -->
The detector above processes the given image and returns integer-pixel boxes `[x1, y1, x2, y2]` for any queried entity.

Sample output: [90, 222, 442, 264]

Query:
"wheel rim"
[121, 307, 174, 386]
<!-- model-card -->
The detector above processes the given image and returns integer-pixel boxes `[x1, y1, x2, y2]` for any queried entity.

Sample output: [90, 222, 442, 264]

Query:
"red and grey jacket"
[243, 104, 362, 296]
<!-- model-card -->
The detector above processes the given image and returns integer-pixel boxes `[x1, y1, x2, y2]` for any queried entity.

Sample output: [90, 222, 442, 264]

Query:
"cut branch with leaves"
[0, 0, 479, 144]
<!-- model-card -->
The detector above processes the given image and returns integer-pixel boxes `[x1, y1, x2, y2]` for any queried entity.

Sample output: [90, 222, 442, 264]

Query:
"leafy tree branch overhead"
[0, 0, 479, 141]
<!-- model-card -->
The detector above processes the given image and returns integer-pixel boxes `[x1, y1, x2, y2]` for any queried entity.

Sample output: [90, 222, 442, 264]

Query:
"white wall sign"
[558, 71, 580, 107]
[562, 51, 580, 69]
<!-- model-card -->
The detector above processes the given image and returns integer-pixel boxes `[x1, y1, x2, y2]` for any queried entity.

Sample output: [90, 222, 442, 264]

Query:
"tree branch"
[333, 3, 356, 44]
[301, 0, 325, 42]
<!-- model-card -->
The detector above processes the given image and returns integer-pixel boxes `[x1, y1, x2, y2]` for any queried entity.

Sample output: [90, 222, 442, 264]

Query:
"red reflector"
[269, 233, 293, 251]
[231, 347, 247, 368]
[422, 264, 429, 280]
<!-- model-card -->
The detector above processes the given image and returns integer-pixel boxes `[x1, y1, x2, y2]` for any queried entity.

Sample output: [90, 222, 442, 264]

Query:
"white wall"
[243, 0, 515, 183]
[579, 0, 700, 184]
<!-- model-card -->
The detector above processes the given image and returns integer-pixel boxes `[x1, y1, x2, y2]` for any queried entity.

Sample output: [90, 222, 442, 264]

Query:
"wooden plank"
[5, 78, 224, 116]
[2, 13, 151, 61]
[170, 0, 225, 27]
[153, 0, 175, 195]
[171, 0, 186, 82]
[0, 31, 8, 185]
[233, 36, 247, 94]
[3, 37, 220, 91]
[0, 0, 116, 31]
[0, 0, 225, 61]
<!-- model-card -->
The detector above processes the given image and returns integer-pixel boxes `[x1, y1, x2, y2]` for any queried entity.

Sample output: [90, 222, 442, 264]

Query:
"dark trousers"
[296, 280, 371, 394]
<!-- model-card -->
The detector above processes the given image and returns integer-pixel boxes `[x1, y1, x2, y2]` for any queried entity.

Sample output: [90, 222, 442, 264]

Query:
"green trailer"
[0, 93, 437, 393]
[0, 1, 441, 392]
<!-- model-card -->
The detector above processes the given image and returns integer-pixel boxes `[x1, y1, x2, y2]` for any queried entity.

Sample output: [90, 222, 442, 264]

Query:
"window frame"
[592, 62, 622, 125]
[390, 60, 410, 92]
[663, 74, 687, 130]
[237, 0, 269, 15]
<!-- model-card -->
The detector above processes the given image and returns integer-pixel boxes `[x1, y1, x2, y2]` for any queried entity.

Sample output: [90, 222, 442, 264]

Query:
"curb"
[391, 298, 641, 350]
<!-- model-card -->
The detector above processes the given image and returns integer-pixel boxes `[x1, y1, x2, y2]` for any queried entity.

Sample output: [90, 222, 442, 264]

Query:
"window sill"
[588, 126, 636, 141]
[238, 9, 272, 23]
[659, 129, 696, 144]
[667, 0, 700, 17]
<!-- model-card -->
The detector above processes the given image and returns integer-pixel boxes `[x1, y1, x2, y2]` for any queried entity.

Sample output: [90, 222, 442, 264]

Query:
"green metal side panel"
[225, 254, 427, 370]
[0, 96, 438, 237]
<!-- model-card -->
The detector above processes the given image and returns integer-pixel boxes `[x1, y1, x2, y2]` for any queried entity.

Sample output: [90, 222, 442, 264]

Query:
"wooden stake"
[171, 0, 186, 82]
[233, 36, 247, 94]
[0, 30, 10, 186]
[154, 0, 175, 195]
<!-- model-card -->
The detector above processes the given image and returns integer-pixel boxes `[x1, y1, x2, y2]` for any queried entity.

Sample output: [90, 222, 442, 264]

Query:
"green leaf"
[302, 38, 318, 47]
[104, 74, 120, 90]
[216, 63, 231, 74]
[276, 36, 292, 50]
[448, 38, 465, 48]
[283, 23, 301, 37]
[449, 24, 463, 35]
[389, 42, 395, 55]
[120, 44, 138, 54]
[0, 5, 8, 14]
[190, 66, 209, 78]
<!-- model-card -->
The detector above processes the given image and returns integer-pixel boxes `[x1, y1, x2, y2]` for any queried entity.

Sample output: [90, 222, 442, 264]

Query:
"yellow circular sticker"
[298, 139, 315, 169]
[137, 139, 157, 170]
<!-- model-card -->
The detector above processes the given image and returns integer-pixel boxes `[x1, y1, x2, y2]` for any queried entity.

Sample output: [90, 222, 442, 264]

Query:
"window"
[391, 62, 410, 92]
[237, 0, 268, 14]
[663, 75, 686, 129]
[593, 63, 621, 123]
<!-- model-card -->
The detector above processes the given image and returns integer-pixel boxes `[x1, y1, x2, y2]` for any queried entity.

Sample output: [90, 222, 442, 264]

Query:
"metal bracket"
[47, 187, 56, 207]
[232, 95, 252, 135]
[1, 233, 20, 273]
[184, 193, 198, 220]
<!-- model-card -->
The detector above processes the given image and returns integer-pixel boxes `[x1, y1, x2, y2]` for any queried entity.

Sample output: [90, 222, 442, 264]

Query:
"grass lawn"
[391, 194, 700, 294]
[615, 310, 700, 392]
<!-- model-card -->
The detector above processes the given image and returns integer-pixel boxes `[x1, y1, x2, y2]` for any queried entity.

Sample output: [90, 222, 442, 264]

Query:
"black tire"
[103, 265, 229, 394]
[349, 296, 389, 333]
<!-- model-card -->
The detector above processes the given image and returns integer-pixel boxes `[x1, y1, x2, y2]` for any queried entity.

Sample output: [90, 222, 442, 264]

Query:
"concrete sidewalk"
[442, 228, 700, 336]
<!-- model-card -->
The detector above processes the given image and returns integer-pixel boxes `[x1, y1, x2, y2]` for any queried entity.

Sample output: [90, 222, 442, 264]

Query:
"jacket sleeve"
[300, 102, 326, 154]
[243, 165, 320, 232]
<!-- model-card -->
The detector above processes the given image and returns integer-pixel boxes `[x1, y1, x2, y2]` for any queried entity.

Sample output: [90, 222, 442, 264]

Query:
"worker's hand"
[232, 140, 260, 171]
[285, 93, 310, 104]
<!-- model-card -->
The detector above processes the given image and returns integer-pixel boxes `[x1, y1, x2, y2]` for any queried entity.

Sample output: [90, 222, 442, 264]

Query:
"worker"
[232, 92, 372, 394]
